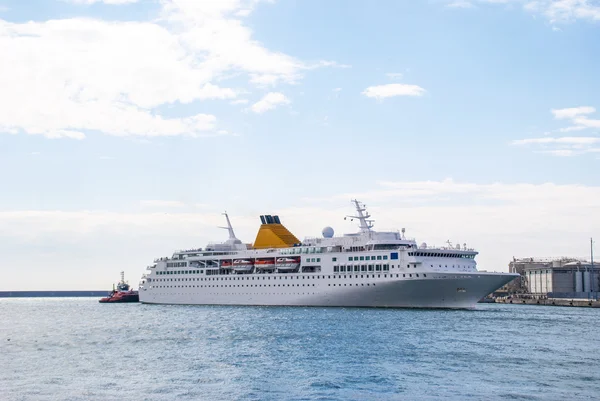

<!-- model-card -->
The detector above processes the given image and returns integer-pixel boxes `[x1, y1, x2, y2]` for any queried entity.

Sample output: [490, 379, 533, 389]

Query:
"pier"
[495, 296, 600, 308]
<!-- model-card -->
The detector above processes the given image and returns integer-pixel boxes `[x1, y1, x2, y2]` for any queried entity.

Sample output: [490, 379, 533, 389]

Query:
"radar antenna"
[219, 211, 238, 241]
[346, 199, 374, 233]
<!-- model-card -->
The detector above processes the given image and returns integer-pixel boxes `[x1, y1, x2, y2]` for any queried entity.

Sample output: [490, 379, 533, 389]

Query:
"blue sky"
[0, 0, 599, 290]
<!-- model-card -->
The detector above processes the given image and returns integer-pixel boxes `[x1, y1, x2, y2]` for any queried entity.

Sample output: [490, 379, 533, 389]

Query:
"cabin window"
[359, 256, 365, 261]
[333, 257, 337, 262]
[348, 257, 352, 261]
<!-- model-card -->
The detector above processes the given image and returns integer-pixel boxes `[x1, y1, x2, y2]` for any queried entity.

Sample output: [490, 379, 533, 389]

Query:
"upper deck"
[151, 199, 477, 265]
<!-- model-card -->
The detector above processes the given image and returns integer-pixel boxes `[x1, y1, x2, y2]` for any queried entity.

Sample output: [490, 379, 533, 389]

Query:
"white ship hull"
[139, 271, 517, 309]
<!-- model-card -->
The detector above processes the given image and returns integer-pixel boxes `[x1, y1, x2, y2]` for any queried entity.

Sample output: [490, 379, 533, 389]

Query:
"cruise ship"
[138, 200, 518, 308]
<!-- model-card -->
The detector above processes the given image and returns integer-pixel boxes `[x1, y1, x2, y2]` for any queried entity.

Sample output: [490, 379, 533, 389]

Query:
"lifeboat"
[233, 259, 254, 273]
[276, 257, 300, 271]
[221, 260, 233, 267]
[99, 271, 139, 303]
[254, 259, 276, 271]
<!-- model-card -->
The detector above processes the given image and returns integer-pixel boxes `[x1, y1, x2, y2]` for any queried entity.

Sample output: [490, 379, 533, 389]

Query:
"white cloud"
[0, 18, 226, 139]
[2, 179, 599, 289]
[446, 0, 600, 23]
[536, 149, 576, 157]
[362, 83, 426, 100]
[310, 60, 352, 69]
[140, 200, 186, 208]
[67, 0, 138, 4]
[513, 107, 600, 156]
[46, 129, 86, 140]
[512, 137, 600, 145]
[551, 106, 596, 119]
[558, 125, 587, 132]
[250, 92, 290, 113]
[447, 1, 474, 8]
[385, 72, 404, 79]
[526, 0, 600, 23]
[511, 136, 600, 156]
[0, 0, 343, 140]
[333, 88, 342, 92]
[235, 9, 252, 17]
[231, 99, 249, 105]
[162, 0, 346, 86]
[573, 116, 600, 128]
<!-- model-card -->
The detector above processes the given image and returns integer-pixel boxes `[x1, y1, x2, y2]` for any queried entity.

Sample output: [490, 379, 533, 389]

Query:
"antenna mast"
[346, 199, 374, 233]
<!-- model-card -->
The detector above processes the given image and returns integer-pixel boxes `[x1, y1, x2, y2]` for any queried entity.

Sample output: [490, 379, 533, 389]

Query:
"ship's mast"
[346, 199, 374, 233]
[219, 212, 238, 241]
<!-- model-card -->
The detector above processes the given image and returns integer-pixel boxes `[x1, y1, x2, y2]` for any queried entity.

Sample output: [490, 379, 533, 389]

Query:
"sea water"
[1, 298, 599, 400]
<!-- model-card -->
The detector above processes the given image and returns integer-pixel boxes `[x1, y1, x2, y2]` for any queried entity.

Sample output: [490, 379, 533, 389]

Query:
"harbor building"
[509, 257, 599, 298]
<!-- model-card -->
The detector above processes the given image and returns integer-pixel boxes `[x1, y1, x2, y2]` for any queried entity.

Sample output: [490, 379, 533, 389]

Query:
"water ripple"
[1, 299, 600, 400]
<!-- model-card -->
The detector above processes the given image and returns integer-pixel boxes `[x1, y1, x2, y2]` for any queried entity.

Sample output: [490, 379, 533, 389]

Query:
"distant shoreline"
[0, 291, 110, 298]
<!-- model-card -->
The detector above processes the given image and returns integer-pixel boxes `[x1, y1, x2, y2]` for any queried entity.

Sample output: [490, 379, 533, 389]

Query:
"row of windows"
[152, 284, 318, 288]
[330, 273, 425, 279]
[152, 273, 426, 283]
[334, 264, 391, 272]
[280, 247, 324, 255]
[306, 258, 321, 263]
[429, 264, 473, 269]
[408, 252, 475, 259]
[329, 283, 375, 287]
[157, 270, 202, 275]
[166, 262, 188, 268]
[347, 255, 388, 262]
[149, 274, 435, 290]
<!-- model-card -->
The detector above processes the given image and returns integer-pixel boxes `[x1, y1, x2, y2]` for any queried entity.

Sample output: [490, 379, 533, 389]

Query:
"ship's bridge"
[367, 239, 417, 250]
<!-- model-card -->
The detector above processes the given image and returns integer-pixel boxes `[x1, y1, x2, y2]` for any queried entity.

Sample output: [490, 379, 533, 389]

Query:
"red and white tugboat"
[99, 271, 139, 303]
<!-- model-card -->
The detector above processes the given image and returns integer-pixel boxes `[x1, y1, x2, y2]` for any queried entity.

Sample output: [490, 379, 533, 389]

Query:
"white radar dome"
[322, 226, 334, 238]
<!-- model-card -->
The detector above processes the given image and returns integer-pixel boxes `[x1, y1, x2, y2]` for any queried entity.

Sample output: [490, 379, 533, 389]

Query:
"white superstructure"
[138, 200, 518, 308]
